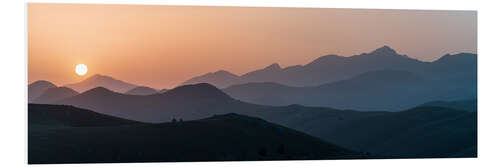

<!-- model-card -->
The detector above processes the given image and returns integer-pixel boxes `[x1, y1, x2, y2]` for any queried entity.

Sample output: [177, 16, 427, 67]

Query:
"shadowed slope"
[253, 105, 476, 158]
[28, 104, 365, 164]
[28, 104, 142, 127]
[419, 99, 477, 112]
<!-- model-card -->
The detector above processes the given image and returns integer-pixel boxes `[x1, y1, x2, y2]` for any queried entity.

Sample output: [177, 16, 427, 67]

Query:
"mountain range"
[182, 46, 476, 89]
[27, 45, 477, 160]
[39, 83, 477, 157]
[223, 68, 476, 111]
[29, 104, 364, 164]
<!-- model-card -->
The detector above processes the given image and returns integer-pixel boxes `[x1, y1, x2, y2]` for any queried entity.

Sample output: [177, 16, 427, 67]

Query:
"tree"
[172, 118, 177, 123]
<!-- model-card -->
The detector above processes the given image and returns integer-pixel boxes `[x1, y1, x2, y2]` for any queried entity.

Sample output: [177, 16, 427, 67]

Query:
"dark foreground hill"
[251, 105, 477, 158]
[28, 104, 365, 164]
[419, 99, 477, 112]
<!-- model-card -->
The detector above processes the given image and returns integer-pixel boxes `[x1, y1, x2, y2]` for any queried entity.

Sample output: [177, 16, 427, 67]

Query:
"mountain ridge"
[181, 46, 475, 88]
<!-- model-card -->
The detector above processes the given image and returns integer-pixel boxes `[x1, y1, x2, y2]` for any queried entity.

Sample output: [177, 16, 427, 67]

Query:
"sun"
[75, 64, 88, 76]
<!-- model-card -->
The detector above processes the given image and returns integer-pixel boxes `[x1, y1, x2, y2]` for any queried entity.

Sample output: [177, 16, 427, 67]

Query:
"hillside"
[28, 80, 57, 102]
[125, 86, 158, 95]
[252, 105, 477, 158]
[32, 87, 79, 104]
[224, 69, 475, 111]
[57, 84, 265, 122]
[28, 104, 365, 164]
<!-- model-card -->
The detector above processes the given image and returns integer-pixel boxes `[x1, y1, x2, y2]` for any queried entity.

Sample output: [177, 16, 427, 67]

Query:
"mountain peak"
[125, 86, 158, 95]
[81, 86, 116, 95]
[167, 83, 231, 99]
[86, 74, 115, 81]
[213, 70, 238, 76]
[65, 74, 137, 93]
[265, 63, 281, 70]
[370, 45, 398, 56]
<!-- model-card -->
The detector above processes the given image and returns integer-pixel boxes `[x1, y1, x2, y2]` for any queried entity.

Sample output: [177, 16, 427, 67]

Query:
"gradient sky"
[28, 3, 477, 89]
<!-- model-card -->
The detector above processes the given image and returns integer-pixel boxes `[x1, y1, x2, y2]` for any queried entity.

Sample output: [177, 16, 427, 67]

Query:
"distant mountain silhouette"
[29, 104, 363, 164]
[223, 69, 471, 111]
[125, 86, 158, 95]
[65, 74, 137, 93]
[182, 70, 239, 88]
[57, 83, 263, 123]
[182, 46, 476, 89]
[28, 80, 56, 102]
[32, 87, 79, 104]
[419, 99, 477, 112]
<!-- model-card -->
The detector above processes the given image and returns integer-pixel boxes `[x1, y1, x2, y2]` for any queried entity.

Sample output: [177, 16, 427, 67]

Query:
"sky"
[28, 3, 477, 89]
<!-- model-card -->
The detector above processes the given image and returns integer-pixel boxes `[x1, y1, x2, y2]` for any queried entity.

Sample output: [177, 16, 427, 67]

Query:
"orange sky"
[28, 3, 477, 89]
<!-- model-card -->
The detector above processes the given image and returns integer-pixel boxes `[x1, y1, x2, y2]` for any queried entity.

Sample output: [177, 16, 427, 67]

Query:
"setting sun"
[75, 64, 87, 76]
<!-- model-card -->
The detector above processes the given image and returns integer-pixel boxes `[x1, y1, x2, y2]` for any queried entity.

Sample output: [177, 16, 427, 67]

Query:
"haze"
[28, 3, 477, 89]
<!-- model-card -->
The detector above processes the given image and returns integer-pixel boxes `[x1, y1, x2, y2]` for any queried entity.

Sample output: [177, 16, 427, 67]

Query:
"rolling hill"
[419, 99, 477, 112]
[32, 87, 79, 104]
[125, 86, 158, 95]
[223, 69, 475, 111]
[28, 80, 57, 102]
[251, 105, 477, 158]
[57, 83, 265, 123]
[28, 104, 364, 164]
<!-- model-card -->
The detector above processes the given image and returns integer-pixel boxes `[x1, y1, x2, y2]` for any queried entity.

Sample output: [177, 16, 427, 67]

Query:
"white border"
[1, 0, 499, 167]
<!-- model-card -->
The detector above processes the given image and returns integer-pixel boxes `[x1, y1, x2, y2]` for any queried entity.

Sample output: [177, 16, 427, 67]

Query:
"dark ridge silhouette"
[33, 87, 79, 104]
[29, 105, 365, 164]
[181, 46, 476, 89]
[125, 86, 158, 95]
[64, 74, 137, 93]
[28, 80, 57, 102]
[224, 69, 461, 111]
[28, 104, 142, 127]
[419, 99, 477, 112]
[57, 83, 263, 123]
[253, 106, 476, 158]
